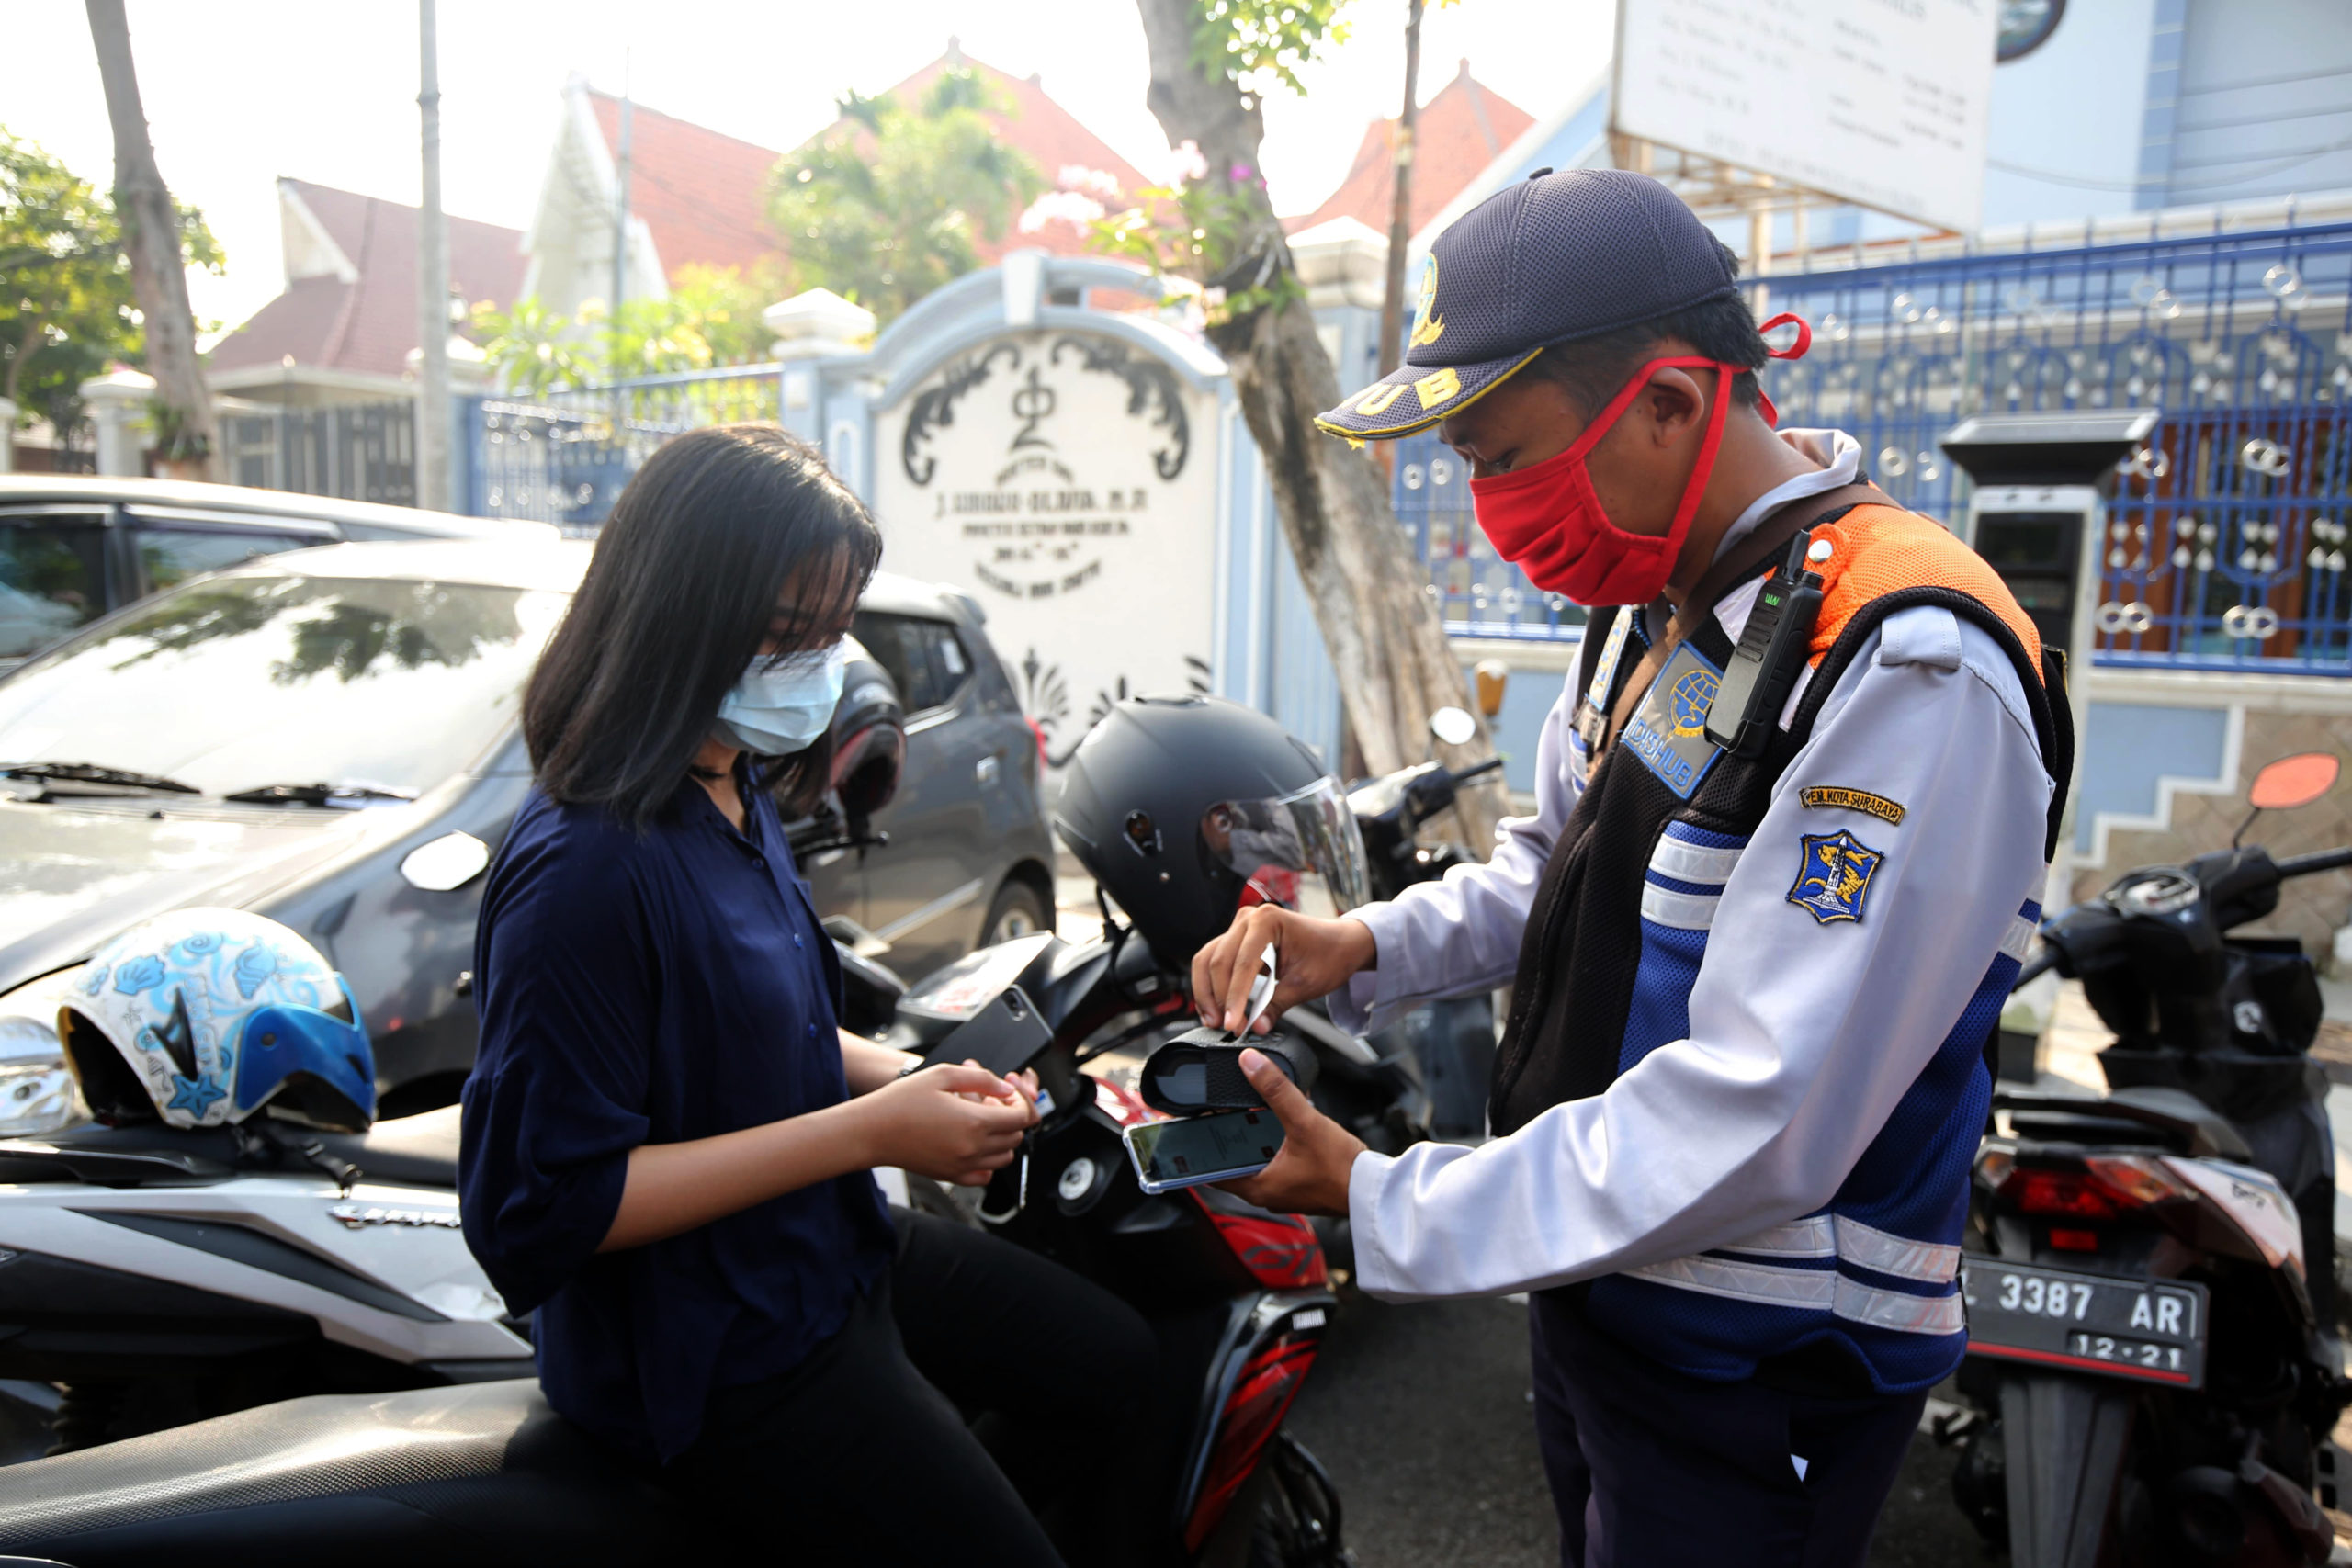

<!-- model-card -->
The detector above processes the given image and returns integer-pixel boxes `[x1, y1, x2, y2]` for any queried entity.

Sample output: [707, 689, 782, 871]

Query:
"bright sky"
[8, 0, 1614, 336]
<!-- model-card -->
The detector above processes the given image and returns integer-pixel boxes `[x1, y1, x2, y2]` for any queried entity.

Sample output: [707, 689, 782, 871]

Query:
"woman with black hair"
[459, 425, 1156, 1565]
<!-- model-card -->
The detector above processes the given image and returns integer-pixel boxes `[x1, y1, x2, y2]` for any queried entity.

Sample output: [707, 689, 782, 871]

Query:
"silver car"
[0, 537, 1056, 1120]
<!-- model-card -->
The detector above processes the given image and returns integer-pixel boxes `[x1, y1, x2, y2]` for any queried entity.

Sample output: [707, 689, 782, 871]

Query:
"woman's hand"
[860, 1062, 1037, 1187]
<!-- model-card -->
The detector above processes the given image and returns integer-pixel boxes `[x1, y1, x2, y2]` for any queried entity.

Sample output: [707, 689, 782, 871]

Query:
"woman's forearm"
[597, 1098, 876, 1253]
[841, 1031, 917, 1096]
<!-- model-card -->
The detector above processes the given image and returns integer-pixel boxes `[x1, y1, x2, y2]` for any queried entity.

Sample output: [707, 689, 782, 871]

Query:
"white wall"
[2168, 0, 2352, 206]
[1978, 0, 2160, 230]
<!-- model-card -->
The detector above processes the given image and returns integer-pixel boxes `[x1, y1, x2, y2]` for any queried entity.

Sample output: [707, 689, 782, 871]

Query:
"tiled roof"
[1288, 62, 1533, 239]
[209, 180, 526, 379]
[586, 92, 785, 282]
[586, 49, 1151, 279]
[888, 51, 1152, 263]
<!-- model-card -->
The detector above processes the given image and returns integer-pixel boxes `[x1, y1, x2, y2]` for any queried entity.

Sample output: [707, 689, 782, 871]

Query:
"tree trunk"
[85, 0, 217, 480]
[1376, 0, 1425, 379]
[1134, 0, 1505, 849]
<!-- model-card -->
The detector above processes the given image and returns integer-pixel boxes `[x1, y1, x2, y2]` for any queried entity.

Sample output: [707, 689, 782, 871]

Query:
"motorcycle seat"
[312, 1105, 462, 1190]
[0, 1380, 698, 1567]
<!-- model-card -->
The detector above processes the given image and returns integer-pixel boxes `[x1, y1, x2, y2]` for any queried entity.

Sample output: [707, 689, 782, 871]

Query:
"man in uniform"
[1190, 169, 2070, 1565]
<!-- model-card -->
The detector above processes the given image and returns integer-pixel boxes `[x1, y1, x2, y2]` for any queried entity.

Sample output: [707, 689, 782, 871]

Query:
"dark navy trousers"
[1529, 1292, 1928, 1568]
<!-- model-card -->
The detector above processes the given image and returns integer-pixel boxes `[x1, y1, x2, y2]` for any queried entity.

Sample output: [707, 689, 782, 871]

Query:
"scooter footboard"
[1999, 1371, 2134, 1568]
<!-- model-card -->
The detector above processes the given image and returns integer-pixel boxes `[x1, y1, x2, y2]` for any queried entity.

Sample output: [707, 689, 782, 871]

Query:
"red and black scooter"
[0, 921, 1350, 1568]
[865, 922, 1350, 1568]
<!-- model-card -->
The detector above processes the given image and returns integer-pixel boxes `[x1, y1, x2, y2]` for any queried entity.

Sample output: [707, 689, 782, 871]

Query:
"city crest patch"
[1786, 830, 1885, 925]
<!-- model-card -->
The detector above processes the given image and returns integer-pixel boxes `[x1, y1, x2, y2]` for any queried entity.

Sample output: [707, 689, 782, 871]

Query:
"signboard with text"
[1612, 0, 1999, 234]
[872, 329, 1218, 765]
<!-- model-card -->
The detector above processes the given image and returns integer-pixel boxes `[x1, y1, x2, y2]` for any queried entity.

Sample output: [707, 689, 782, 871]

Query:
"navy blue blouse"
[459, 772, 893, 1462]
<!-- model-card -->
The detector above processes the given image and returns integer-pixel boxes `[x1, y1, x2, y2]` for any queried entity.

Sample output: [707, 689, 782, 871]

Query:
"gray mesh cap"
[1317, 168, 1739, 441]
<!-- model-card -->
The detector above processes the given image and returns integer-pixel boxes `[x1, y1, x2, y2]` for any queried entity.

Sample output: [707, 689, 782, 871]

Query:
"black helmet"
[829, 637, 905, 828]
[1055, 694, 1371, 968]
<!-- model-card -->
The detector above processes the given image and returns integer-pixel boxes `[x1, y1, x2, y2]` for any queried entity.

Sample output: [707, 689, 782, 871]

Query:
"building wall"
[2158, 0, 2352, 208]
[2075, 685, 2352, 953]
[1978, 0, 2161, 230]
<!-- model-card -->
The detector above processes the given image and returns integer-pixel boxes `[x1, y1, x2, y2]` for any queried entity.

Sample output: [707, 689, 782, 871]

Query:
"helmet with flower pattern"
[59, 908, 376, 1132]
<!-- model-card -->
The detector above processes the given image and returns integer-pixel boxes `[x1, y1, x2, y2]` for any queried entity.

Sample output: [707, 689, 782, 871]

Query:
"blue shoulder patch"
[1618, 643, 1724, 800]
[1786, 829, 1884, 925]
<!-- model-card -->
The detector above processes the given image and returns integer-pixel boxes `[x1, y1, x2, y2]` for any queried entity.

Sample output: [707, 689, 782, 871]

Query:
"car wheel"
[979, 878, 1052, 946]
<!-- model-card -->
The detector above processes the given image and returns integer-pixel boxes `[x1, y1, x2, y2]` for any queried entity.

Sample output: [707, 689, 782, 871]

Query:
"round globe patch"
[1669, 664, 1719, 738]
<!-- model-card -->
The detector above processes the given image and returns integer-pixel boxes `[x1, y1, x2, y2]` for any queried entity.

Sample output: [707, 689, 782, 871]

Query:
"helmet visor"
[1201, 777, 1371, 919]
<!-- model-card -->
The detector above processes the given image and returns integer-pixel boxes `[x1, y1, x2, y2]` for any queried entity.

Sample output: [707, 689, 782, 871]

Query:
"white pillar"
[763, 287, 878, 360]
[762, 288, 878, 445]
[80, 368, 157, 478]
[0, 397, 16, 473]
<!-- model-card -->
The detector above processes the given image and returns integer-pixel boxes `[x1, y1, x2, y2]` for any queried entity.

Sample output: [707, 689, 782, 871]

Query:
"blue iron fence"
[1397, 219, 2352, 673]
[462, 367, 785, 534]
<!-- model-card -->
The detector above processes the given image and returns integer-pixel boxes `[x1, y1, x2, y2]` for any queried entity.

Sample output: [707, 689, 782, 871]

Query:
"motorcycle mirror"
[1429, 705, 1476, 748]
[1474, 660, 1509, 720]
[2248, 753, 2338, 812]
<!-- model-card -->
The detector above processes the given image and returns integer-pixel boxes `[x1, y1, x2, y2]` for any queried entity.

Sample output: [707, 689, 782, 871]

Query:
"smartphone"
[919, 985, 1053, 1079]
[1122, 1108, 1285, 1195]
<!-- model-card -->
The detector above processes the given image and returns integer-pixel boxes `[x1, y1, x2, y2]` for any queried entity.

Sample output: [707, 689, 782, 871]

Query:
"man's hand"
[1191, 907, 1377, 1033]
[1216, 1049, 1366, 1217]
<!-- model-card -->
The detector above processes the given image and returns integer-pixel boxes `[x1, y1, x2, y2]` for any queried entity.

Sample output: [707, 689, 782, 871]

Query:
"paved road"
[1283, 1290, 1994, 1567]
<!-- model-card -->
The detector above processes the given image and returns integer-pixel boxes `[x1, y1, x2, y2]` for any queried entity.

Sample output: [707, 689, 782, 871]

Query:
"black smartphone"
[919, 985, 1053, 1080]
[1121, 1108, 1285, 1195]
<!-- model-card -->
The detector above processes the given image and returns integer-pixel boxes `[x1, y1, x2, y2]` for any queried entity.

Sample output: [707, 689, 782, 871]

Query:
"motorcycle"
[0, 919, 1351, 1566]
[1944, 751, 2352, 1567]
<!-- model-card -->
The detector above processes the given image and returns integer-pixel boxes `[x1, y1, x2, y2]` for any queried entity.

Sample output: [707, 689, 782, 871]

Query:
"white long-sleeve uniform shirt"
[1329, 433, 2052, 1303]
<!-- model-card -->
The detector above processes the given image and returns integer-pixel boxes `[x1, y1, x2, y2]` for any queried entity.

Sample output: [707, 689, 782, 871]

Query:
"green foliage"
[1086, 174, 1296, 327]
[467, 295, 588, 399]
[1191, 0, 1354, 96]
[1085, 0, 1359, 331]
[0, 129, 220, 436]
[768, 67, 1046, 326]
[468, 263, 781, 398]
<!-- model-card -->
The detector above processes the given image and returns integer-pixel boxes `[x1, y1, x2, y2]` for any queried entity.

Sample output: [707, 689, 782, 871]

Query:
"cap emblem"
[1408, 258, 1443, 348]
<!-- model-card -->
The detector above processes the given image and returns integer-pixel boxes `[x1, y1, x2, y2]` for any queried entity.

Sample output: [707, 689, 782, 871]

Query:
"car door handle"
[976, 754, 1001, 787]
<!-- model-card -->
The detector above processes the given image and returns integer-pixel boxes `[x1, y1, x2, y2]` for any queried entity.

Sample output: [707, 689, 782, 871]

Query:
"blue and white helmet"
[60, 908, 376, 1132]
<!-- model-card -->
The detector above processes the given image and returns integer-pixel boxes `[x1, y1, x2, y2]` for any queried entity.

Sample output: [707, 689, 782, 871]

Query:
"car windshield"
[0, 572, 567, 801]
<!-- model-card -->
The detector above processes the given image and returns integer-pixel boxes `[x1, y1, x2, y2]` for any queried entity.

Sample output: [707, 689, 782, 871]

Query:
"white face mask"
[712, 639, 848, 756]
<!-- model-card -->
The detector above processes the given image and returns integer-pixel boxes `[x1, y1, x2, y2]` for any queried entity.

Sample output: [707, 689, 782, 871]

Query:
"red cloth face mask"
[1466, 314, 1809, 607]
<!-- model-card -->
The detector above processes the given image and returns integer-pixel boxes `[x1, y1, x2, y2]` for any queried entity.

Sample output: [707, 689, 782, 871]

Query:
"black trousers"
[662, 1209, 1164, 1568]
[1529, 1291, 1928, 1568]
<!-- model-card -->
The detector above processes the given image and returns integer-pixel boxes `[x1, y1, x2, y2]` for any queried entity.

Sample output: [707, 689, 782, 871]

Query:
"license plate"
[1960, 1259, 2208, 1388]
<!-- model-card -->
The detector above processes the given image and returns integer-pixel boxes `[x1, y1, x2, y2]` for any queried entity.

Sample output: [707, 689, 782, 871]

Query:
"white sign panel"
[1613, 0, 1999, 234]
[873, 329, 1216, 765]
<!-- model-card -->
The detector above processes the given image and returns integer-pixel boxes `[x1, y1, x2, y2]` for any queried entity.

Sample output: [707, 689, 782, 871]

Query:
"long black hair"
[525, 423, 883, 826]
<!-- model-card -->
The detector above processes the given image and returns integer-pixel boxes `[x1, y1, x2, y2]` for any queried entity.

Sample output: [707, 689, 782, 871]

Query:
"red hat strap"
[1758, 312, 1812, 361]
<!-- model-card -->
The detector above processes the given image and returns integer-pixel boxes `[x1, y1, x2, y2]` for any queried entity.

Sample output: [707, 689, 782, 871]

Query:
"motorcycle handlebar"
[2010, 948, 2061, 988]
[2275, 846, 2352, 879]
[1402, 756, 1507, 826]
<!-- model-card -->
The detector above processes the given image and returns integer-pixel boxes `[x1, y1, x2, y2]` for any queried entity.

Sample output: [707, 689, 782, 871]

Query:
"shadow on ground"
[1283, 1292, 2000, 1567]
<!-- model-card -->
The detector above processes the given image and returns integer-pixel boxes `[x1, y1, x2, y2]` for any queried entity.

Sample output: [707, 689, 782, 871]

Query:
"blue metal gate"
[462, 367, 784, 534]
[1396, 219, 2352, 674]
